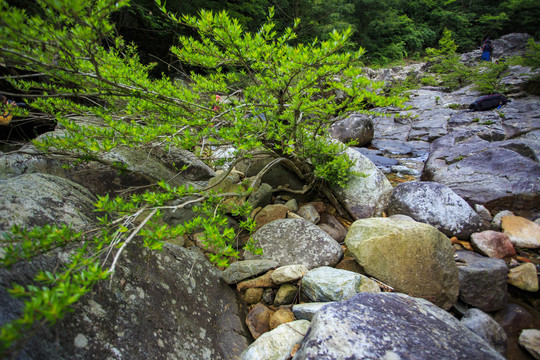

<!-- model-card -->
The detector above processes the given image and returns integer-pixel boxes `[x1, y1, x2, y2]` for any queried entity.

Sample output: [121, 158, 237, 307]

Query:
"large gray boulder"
[0, 173, 97, 233]
[0, 141, 215, 196]
[331, 147, 393, 219]
[345, 217, 459, 309]
[0, 243, 250, 359]
[329, 113, 374, 146]
[422, 130, 540, 218]
[244, 218, 343, 270]
[292, 292, 505, 360]
[386, 181, 486, 239]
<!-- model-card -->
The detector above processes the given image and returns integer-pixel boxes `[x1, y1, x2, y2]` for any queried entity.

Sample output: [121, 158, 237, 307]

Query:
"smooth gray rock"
[386, 181, 486, 239]
[239, 320, 310, 360]
[0, 173, 97, 233]
[300, 266, 380, 302]
[222, 259, 279, 284]
[297, 204, 320, 224]
[292, 302, 332, 321]
[317, 213, 348, 243]
[244, 219, 343, 270]
[247, 183, 273, 210]
[329, 113, 374, 146]
[455, 250, 508, 312]
[331, 147, 393, 219]
[461, 308, 507, 356]
[0, 243, 250, 359]
[292, 292, 504, 360]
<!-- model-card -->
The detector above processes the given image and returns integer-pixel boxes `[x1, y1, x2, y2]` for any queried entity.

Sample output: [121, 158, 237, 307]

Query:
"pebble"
[246, 303, 274, 340]
[274, 284, 298, 306]
[507, 263, 539, 292]
[501, 215, 540, 249]
[518, 329, 540, 360]
[470, 230, 516, 261]
[269, 308, 295, 330]
[237, 270, 276, 292]
[244, 288, 264, 304]
[271, 264, 309, 284]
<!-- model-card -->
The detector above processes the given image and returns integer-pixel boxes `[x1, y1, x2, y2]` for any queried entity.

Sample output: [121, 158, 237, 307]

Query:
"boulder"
[329, 113, 374, 146]
[386, 181, 486, 239]
[239, 320, 310, 360]
[345, 217, 459, 309]
[243, 288, 264, 304]
[300, 266, 380, 302]
[331, 147, 393, 219]
[244, 218, 343, 270]
[236, 154, 308, 201]
[0, 173, 97, 233]
[292, 292, 504, 360]
[422, 130, 540, 217]
[0, 146, 155, 196]
[0, 243, 250, 359]
[408, 109, 450, 142]
[460, 308, 507, 356]
[455, 250, 508, 312]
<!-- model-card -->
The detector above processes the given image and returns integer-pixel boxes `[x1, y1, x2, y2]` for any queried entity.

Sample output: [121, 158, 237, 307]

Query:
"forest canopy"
[103, 0, 540, 70]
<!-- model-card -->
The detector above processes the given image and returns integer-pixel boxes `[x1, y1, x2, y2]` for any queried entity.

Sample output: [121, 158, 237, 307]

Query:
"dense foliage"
[103, 0, 540, 69]
[0, 0, 401, 355]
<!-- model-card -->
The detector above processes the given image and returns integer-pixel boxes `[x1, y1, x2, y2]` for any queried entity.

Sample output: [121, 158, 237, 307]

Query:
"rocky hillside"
[1, 33, 539, 359]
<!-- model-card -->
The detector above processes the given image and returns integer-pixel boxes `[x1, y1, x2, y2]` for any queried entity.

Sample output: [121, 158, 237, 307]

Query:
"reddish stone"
[254, 204, 289, 230]
[470, 230, 516, 261]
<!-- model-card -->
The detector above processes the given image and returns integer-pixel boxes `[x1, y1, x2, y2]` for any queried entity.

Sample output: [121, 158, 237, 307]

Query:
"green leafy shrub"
[513, 38, 540, 69]
[421, 76, 439, 86]
[425, 28, 473, 90]
[0, 0, 401, 354]
[472, 61, 509, 94]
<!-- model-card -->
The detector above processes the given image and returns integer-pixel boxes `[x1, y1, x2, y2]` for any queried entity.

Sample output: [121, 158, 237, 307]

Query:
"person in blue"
[481, 39, 493, 61]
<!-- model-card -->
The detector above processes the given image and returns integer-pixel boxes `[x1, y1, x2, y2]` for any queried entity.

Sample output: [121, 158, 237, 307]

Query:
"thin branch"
[107, 208, 157, 277]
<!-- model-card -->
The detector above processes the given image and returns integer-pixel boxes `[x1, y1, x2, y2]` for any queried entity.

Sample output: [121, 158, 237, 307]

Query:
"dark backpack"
[483, 41, 493, 52]
[469, 94, 509, 111]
